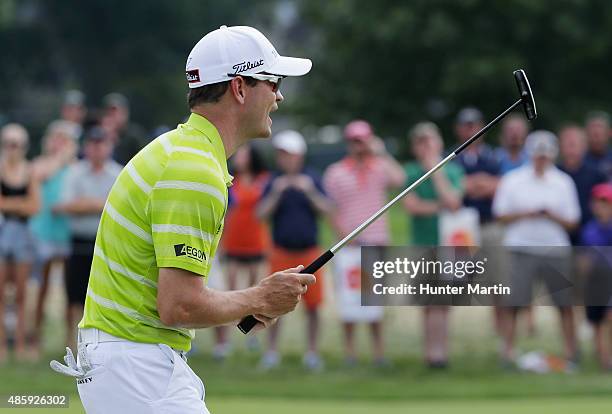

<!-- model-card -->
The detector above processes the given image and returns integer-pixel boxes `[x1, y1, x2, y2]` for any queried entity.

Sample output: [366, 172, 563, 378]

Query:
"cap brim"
[346, 135, 369, 142]
[531, 150, 556, 158]
[276, 147, 305, 155]
[267, 56, 312, 77]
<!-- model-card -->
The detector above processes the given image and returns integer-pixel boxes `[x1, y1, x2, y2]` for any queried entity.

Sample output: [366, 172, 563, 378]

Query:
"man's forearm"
[496, 212, 534, 224]
[256, 191, 282, 219]
[382, 154, 406, 188]
[304, 189, 333, 214]
[405, 197, 440, 216]
[161, 285, 263, 329]
[56, 198, 105, 214]
[465, 174, 498, 198]
[546, 212, 578, 232]
[158, 261, 312, 330]
[431, 172, 461, 210]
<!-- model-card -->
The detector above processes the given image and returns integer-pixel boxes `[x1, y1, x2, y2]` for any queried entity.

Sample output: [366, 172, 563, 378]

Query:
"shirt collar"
[342, 155, 376, 170]
[185, 113, 233, 186]
[500, 147, 528, 160]
[527, 162, 555, 179]
[86, 160, 111, 175]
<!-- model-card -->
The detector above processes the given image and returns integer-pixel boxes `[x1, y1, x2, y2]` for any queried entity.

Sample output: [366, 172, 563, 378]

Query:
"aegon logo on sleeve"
[174, 244, 206, 262]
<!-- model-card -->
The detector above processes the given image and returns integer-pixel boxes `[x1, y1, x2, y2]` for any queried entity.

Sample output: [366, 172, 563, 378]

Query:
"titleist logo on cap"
[186, 69, 200, 83]
[232, 59, 264, 74]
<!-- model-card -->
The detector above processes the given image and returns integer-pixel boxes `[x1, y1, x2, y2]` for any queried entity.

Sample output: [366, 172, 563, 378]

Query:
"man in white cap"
[51, 25, 315, 413]
[493, 130, 580, 366]
[257, 130, 333, 371]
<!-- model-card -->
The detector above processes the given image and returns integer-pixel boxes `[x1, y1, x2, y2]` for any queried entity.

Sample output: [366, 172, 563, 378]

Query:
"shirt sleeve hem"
[157, 259, 207, 277]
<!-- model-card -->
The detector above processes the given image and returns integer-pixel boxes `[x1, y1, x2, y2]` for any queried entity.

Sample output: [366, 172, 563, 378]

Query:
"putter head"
[513, 69, 537, 120]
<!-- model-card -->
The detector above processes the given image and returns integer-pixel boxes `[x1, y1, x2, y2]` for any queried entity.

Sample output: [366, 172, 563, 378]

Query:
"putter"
[238, 69, 537, 334]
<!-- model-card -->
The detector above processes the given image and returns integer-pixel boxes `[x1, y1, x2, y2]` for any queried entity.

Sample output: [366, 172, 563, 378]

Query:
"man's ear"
[229, 77, 247, 104]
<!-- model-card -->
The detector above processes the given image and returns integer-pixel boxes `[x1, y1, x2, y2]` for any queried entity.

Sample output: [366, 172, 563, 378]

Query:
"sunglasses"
[228, 73, 284, 93]
[595, 197, 612, 203]
[2, 141, 23, 149]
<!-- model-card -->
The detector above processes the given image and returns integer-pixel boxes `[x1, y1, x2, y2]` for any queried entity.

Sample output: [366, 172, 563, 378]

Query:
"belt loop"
[93, 328, 100, 350]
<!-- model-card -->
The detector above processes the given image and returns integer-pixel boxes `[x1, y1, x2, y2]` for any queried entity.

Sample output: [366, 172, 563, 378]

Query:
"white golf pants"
[76, 328, 210, 413]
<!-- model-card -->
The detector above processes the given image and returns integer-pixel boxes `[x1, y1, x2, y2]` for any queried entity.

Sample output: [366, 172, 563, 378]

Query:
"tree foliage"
[0, 0, 276, 132]
[1, 0, 612, 146]
[298, 0, 612, 140]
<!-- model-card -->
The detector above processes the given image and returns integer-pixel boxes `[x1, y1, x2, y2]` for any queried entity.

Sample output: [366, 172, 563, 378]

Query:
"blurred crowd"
[0, 91, 147, 362]
[209, 108, 612, 373]
[0, 91, 611, 374]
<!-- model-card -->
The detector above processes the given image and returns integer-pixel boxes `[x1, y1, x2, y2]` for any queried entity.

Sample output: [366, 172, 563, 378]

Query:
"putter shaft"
[239, 92, 530, 334]
[331, 98, 523, 254]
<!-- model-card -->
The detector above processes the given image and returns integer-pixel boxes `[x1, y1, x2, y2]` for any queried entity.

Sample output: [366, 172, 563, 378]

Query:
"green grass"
[6, 396, 612, 414]
[185, 351, 612, 402]
[4, 351, 612, 399]
[209, 398, 612, 414]
[2, 349, 612, 413]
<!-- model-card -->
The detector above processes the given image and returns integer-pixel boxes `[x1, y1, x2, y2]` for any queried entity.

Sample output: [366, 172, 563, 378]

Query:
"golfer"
[51, 25, 314, 413]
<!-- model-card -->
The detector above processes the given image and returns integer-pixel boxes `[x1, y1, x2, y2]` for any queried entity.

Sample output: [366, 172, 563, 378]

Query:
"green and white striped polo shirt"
[79, 113, 232, 351]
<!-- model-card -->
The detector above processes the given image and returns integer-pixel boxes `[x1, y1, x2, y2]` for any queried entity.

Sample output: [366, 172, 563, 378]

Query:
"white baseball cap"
[525, 130, 559, 159]
[185, 25, 312, 88]
[273, 130, 307, 155]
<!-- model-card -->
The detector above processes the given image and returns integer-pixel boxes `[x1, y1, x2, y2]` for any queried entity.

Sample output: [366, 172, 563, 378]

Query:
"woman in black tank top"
[1, 181, 29, 221]
[0, 123, 40, 363]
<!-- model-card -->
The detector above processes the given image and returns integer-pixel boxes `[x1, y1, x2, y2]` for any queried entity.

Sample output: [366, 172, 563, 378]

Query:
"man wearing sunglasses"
[51, 25, 314, 413]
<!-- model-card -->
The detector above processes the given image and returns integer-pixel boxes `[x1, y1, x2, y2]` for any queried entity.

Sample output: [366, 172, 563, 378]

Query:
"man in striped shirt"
[51, 26, 314, 413]
[323, 119, 405, 366]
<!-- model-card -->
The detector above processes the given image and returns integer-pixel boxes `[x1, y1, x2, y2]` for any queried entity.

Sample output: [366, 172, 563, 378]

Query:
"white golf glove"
[50, 345, 92, 378]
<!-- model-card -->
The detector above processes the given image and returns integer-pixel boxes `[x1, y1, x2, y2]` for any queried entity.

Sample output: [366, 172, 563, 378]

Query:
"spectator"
[323, 120, 405, 366]
[257, 130, 332, 371]
[558, 125, 606, 244]
[403, 122, 463, 368]
[101, 93, 147, 165]
[495, 114, 531, 334]
[0, 123, 40, 362]
[453, 107, 505, 334]
[493, 130, 580, 364]
[584, 111, 612, 179]
[53, 126, 122, 350]
[29, 120, 79, 358]
[495, 114, 529, 174]
[580, 184, 612, 369]
[453, 107, 501, 225]
[214, 144, 269, 360]
[60, 90, 87, 138]
[579, 183, 612, 370]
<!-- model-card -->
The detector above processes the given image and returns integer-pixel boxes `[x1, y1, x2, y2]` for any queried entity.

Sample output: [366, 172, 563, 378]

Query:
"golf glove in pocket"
[50, 345, 92, 378]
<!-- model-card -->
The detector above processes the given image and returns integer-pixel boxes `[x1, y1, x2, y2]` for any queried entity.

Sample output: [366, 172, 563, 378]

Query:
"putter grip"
[237, 250, 334, 334]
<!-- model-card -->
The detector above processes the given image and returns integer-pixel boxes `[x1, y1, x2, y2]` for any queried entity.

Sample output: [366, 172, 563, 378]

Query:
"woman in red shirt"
[213, 145, 269, 359]
[222, 144, 270, 288]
